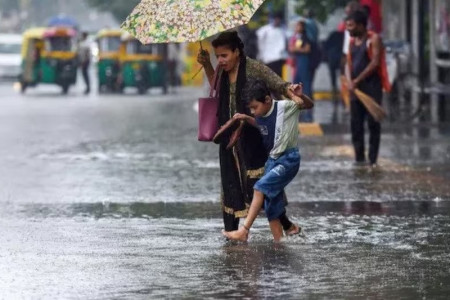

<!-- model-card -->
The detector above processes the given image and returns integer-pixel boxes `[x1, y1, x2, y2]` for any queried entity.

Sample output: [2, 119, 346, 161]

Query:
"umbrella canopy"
[121, 0, 265, 44]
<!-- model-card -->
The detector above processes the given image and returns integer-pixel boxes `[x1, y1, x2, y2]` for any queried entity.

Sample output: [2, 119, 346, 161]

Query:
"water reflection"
[203, 242, 301, 298]
[1, 200, 450, 298]
[9, 200, 450, 220]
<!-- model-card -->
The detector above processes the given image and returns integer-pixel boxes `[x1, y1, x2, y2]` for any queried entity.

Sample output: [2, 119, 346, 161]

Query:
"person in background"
[361, 5, 376, 32]
[303, 9, 321, 122]
[303, 9, 319, 44]
[324, 30, 345, 103]
[167, 43, 180, 93]
[78, 32, 91, 95]
[238, 24, 258, 60]
[346, 10, 383, 168]
[289, 20, 313, 122]
[256, 12, 288, 77]
[341, 1, 362, 66]
[359, 0, 383, 34]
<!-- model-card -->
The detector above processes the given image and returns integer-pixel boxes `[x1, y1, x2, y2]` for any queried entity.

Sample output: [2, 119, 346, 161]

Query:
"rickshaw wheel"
[98, 84, 105, 94]
[20, 82, 27, 94]
[62, 84, 70, 95]
[117, 83, 125, 94]
[137, 86, 147, 95]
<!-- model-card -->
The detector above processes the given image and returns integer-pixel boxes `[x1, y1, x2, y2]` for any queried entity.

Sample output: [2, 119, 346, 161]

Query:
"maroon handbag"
[198, 67, 222, 141]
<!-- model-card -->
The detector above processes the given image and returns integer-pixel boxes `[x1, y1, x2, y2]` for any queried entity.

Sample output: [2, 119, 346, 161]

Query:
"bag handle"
[209, 66, 222, 98]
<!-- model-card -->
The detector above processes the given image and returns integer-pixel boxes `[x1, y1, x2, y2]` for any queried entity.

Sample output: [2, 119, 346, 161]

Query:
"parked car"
[0, 34, 22, 81]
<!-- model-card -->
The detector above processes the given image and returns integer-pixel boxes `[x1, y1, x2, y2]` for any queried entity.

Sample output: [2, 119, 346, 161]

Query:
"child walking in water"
[223, 80, 313, 242]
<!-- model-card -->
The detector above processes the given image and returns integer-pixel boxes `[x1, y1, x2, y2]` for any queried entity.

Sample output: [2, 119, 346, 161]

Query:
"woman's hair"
[245, 79, 270, 103]
[212, 31, 245, 57]
[296, 20, 306, 31]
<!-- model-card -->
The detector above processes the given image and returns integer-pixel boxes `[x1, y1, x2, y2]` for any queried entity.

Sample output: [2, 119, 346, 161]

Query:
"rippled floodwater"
[1, 201, 450, 299]
[0, 86, 449, 298]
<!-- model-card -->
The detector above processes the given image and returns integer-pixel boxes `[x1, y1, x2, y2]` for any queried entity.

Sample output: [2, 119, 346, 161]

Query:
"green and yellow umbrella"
[121, 0, 265, 44]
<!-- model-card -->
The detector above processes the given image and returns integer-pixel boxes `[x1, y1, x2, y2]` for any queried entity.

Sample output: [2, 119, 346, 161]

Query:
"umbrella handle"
[191, 66, 204, 80]
[194, 41, 207, 79]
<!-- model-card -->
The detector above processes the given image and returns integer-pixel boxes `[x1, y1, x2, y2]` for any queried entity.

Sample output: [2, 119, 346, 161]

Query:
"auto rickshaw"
[118, 33, 167, 94]
[96, 29, 122, 93]
[19, 27, 78, 94]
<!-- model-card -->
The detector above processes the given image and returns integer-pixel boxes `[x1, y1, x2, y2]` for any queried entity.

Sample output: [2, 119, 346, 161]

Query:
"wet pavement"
[0, 81, 449, 299]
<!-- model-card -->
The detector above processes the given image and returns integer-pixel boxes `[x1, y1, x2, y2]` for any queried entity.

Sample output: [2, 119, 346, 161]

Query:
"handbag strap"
[209, 66, 222, 98]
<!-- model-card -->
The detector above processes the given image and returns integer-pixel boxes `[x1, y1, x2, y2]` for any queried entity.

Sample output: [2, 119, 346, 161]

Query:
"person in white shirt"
[78, 32, 91, 95]
[256, 13, 288, 77]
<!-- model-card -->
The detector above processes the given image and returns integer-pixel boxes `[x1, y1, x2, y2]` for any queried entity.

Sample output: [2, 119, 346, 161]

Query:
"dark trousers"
[267, 59, 285, 99]
[81, 63, 90, 92]
[350, 98, 381, 164]
[267, 59, 285, 77]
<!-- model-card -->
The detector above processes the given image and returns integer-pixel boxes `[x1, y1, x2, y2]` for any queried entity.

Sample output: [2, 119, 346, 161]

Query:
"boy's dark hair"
[346, 9, 368, 28]
[245, 79, 271, 103]
[212, 31, 245, 57]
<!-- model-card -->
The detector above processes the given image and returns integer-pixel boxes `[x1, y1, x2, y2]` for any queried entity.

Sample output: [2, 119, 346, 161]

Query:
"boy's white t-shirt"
[255, 100, 300, 159]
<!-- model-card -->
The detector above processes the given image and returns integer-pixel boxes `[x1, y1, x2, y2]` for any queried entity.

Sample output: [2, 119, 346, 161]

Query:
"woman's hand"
[233, 113, 248, 121]
[197, 49, 211, 67]
[234, 113, 257, 127]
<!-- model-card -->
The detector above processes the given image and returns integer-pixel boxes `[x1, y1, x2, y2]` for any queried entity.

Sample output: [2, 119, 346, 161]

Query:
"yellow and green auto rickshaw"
[118, 33, 168, 94]
[19, 27, 78, 94]
[96, 29, 122, 93]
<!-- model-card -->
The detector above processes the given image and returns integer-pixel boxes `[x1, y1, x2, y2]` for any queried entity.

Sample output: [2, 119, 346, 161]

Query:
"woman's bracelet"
[243, 224, 250, 232]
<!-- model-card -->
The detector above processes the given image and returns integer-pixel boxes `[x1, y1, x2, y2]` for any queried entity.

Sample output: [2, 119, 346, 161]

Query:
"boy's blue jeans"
[254, 148, 301, 221]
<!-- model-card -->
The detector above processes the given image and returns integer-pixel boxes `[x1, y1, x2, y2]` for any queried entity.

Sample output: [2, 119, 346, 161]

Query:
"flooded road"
[0, 83, 449, 298]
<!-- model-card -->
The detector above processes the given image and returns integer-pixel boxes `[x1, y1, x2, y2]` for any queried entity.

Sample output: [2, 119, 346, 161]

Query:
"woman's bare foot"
[222, 227, 248, 242]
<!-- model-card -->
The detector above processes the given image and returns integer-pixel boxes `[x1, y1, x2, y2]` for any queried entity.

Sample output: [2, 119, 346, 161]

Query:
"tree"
[0, 0, 19, 13]
[295, 0, 349, 23]
[85, 0, 140, 22]
[84, 0, 350, 27]
[84, 0, 288, 25]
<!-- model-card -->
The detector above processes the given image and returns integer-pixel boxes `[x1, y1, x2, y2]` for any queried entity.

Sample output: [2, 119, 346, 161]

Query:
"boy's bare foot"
[285, 224, 305, 236]
[269, 219, 283, 242]
[222, 227, 248, 242]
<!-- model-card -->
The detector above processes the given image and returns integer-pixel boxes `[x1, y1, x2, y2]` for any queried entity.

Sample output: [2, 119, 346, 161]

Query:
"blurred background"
[0, 0, 448, 91]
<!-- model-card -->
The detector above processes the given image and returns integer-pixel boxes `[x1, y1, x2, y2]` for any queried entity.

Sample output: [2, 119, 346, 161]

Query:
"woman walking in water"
[197, 31, 311, 238]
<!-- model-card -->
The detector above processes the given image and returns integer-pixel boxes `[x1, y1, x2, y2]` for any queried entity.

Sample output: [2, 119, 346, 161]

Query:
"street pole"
[19, 0, 30, 30]
[411, 0, 422, 122]
[429, 0, 438, 123]
[58, 0, 66, 15]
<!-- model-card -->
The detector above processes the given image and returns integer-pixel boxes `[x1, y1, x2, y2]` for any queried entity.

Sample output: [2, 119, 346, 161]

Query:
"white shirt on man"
[256, 24, 288, 64]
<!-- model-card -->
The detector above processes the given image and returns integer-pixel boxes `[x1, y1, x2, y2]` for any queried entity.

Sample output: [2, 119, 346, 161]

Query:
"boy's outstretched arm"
[233, 113, 257, 127]
[286, 86, 314, 109]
